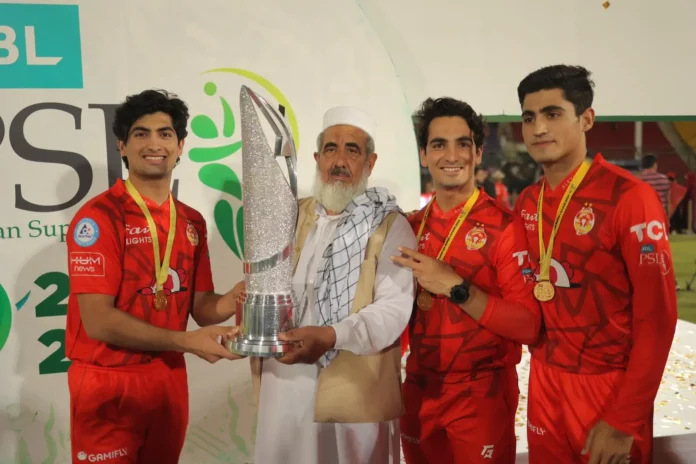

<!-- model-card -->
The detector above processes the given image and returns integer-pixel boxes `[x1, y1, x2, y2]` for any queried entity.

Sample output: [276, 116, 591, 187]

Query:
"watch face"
[451, 285, 469, 303]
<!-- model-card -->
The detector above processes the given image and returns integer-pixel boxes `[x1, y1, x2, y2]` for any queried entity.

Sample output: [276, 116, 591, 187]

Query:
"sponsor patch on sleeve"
[69, 252, 105, 277]
[73, 217, 100, 247]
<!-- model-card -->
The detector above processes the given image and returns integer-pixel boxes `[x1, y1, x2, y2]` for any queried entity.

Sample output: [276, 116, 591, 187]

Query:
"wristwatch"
[449, 281, 471, 305]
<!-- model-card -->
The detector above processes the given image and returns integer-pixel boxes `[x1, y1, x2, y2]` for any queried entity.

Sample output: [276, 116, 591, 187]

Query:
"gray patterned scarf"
[313, 187, 402, 367]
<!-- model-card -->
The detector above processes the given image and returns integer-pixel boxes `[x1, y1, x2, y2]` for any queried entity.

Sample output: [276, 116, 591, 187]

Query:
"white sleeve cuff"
[330, 317, 354, 351]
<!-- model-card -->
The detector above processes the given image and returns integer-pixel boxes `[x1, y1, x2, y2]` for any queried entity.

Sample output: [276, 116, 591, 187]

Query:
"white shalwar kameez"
[254, 205, 416, 464]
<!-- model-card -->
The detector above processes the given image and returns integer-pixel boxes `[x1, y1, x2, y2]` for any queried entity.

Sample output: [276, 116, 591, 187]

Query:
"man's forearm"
[456, 284, 539, 344]
[456, 283, 488, 321]
[93, 307, 188, 352]
[192, 292, 235, 327]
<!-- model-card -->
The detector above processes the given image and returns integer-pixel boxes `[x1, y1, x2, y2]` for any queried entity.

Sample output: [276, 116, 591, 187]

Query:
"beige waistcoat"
[249, 197, 406, 423]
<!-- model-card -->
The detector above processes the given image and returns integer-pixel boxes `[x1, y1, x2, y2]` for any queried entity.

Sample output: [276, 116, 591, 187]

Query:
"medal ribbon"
[536, 160, 592, 283]
[417, 188, 480, 261]
[125, 179, 177, 295]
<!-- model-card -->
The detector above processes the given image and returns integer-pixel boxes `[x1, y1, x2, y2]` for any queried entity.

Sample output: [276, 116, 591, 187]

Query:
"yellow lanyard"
[536, 160, 592, 283]
[417, 188, 480, 260]
[125, 179, 177, 308]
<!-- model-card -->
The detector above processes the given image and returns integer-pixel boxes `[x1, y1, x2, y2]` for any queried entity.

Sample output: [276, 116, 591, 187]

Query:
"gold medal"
[417, 290, 433, 311]
[536, 159, 592, 302]
[125, 179, 177, 312]
[154, 290, 168, 310]
[533, 281, 555, 302]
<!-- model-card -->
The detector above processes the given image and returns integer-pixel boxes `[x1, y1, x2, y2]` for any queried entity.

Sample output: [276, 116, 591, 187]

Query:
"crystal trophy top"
[227, 85, 298, 357]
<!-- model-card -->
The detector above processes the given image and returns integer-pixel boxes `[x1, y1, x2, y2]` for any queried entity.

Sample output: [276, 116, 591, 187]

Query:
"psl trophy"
[226, 85, 298, 357]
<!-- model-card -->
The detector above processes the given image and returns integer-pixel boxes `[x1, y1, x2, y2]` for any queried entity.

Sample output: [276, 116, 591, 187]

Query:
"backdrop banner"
[1, 0, 695, 462]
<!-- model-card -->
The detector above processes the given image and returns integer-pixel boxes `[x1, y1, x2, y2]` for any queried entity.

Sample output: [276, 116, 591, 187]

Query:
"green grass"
[672, 234, 696, 323]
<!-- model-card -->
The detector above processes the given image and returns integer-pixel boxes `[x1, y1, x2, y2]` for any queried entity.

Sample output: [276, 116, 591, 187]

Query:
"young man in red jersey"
[514, 65, 678, 464]
[392, 97, 541, 463]
[65, 90, 244, 464]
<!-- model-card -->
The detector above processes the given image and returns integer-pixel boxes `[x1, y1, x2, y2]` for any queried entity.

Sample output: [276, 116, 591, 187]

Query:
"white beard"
[313, 166, 369, 214]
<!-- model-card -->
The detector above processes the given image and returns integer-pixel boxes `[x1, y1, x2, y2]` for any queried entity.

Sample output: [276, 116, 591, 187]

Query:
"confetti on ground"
[400, 321, 696, 457]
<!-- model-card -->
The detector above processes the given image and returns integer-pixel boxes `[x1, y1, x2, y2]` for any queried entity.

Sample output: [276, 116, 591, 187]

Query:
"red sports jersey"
[65, 179, 214, 367]
[406, 190, 539, 386]
[514, 154, 677, 436]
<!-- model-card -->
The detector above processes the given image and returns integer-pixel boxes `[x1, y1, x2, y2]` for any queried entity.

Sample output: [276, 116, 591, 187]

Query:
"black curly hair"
[113, 89, 190, 169]
[413, 97, 487, 151]
[517, 65, 595, 116]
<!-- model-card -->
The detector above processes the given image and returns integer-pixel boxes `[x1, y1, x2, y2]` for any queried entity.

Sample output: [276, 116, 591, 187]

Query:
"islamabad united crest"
[465, 224, 487, 251]
[573, 203, 595, 235]
[186, 221, 199, 246]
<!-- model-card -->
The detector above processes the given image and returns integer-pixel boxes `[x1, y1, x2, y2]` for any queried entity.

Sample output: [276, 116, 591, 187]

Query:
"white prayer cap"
[322, 106, 376, 140]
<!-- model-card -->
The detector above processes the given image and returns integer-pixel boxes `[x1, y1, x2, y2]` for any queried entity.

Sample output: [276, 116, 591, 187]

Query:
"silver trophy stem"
[227, 85, 298, 358]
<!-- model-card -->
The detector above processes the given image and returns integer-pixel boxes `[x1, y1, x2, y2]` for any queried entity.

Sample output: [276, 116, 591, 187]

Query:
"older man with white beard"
[250, 106, 417, 464]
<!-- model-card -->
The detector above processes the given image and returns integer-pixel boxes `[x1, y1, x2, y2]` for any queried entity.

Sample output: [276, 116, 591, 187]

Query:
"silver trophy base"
[227, 337, 294, 357]
[226, 290, 295, 358]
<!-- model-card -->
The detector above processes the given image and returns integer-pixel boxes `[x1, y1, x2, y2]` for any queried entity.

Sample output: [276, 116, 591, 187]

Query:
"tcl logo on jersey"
[69, 252, 104, 277]
[630, 221, 668, 243]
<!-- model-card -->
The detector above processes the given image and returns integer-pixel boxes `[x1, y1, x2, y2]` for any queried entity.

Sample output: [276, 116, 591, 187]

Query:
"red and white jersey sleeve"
[602, 182, 678, 436]
[193, 218, 214, 293]
[67, 203, 123, 296]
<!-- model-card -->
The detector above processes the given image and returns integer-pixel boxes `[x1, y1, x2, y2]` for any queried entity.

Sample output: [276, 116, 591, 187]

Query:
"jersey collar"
[541, 153, 603, 197]
[431, 188, 482, 220]
[113, 178, 172, 213]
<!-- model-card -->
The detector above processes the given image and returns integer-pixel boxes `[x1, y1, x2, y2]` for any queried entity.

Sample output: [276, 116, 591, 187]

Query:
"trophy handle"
[241, 85, 298, 201]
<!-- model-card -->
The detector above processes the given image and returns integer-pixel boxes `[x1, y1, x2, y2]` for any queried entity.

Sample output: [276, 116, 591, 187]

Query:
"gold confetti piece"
[603, 1, 610, 8]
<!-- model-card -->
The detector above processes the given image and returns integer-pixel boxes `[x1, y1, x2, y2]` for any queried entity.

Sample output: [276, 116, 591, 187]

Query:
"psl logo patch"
[573, 203, 595, 236]
[465, 224, 487, 251]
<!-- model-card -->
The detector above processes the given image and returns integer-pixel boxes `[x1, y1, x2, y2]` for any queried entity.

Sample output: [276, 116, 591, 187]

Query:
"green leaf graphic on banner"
[189, 141, 242, 163]
[215, 200, 240, 259]
[187, 424, 230, 460]
[43, 404, 57, 463]
[219, 92, 236, 137]
[202, 68, 301, 150]
[59, 430, 67, 451]
[189, 81, 242, 162]
[227, 386, 248, 455]
[0, 284, 12, 353]
[191, 114, 218, 139]
[199, 164, 242, 200]
[16, 437, 31, 464]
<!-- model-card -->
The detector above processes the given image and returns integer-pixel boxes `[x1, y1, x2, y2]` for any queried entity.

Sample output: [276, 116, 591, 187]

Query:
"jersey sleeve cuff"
[478, 293, 499, 327]
[602, 411, 643, 440]
[196, 283, 215, 293]
[70, 286, 119, 296]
